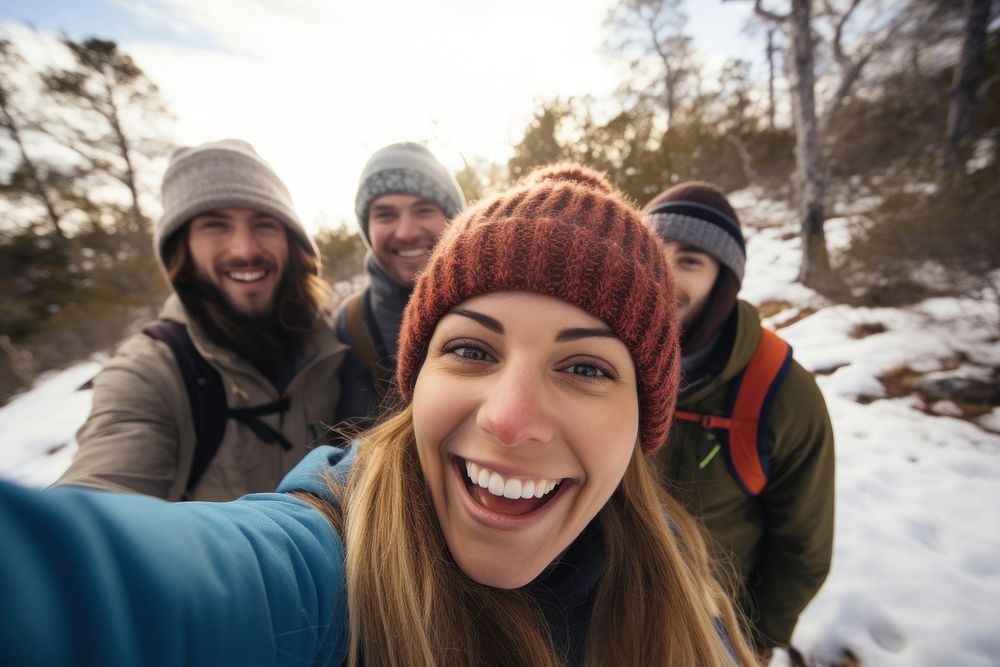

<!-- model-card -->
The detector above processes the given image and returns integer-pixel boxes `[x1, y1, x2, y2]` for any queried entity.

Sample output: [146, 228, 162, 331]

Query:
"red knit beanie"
[396, 163, 680, 455]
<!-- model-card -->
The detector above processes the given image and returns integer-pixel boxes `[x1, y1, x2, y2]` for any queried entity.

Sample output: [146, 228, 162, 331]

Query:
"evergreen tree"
[41, 38, 170, 236]
[0, 34, 171, 402]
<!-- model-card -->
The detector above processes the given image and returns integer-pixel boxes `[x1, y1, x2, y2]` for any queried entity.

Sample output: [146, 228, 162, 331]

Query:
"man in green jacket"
[57, 140, 346, 501]
[644, 181, 835, 655]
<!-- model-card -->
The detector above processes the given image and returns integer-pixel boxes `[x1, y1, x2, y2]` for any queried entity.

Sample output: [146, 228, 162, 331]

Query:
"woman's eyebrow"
[555, 327, 618, 342]
[449, 308, 503, 334]
[446, 310, 616, 342]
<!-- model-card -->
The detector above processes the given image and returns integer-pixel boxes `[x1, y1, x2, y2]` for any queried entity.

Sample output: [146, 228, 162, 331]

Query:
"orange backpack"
[674, 328, 793, 496]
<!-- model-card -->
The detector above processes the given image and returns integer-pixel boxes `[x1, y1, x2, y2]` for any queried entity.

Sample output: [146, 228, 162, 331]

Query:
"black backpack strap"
[228, 396, 294, 451]
[144, 320, 301, 497]
[344, 289, 392, 398]
[142, 320, 227, 496]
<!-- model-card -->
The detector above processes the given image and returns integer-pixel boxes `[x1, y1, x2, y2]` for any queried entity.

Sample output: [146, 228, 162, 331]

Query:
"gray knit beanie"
[155, 139, 316, 268]
[644, 181, 746, 285]
[354, 142, 466, 242]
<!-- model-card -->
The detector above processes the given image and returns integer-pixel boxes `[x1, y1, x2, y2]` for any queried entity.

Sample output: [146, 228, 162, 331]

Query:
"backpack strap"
[674, 328, 793, 496]
[723, 328, 793, 495]
[228, 397, 294, 451]
[142, 320, 227, 496]
[343, 288, 391, 398]
[143, 320, 296, 497]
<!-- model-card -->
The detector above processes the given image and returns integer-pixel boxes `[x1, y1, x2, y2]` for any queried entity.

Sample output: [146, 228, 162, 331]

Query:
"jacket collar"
[679, 299, 762, 405]
[525, 517, 604, 666]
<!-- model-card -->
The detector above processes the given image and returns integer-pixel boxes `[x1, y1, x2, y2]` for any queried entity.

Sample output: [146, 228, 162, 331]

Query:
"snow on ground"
[741, 217, 1000, 667]
[1, 200, 998, 666]
[0, 359, 98, 487]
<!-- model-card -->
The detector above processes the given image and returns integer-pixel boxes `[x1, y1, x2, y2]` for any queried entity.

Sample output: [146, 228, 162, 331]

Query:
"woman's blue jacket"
[0, 446, 353, 667]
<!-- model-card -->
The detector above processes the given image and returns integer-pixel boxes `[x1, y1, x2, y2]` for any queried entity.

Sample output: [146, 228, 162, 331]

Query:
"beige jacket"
[58, 294, 347, 501]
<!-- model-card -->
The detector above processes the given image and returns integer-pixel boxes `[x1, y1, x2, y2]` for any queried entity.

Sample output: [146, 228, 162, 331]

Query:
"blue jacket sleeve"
[0, 480, 348, 667]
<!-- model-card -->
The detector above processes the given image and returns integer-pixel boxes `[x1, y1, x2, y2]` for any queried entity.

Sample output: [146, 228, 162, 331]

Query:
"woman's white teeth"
[228, 269, 266, 282]
[465, 461, 559, 500]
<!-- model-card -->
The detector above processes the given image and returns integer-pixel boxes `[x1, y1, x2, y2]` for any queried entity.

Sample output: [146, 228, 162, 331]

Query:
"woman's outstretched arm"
[0, 474, 348, 667]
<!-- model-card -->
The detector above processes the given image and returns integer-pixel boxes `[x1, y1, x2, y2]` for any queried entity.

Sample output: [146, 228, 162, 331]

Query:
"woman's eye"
[442, 341, 493, 363]
[562, 362, 613, 379]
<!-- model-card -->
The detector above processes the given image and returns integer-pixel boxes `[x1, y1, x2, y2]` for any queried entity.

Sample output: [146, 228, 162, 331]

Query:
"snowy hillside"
[1, 196, 998, 666]
[0, 359, 100, 487]
[737, 206, 1000, 667]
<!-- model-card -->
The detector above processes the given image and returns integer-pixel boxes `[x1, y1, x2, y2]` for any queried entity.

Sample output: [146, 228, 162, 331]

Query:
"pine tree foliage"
[314, 224, 366, 293]
[0, 35, 171, 403]
[41, 37, 171, 234]
[833, 3, 1000, 319]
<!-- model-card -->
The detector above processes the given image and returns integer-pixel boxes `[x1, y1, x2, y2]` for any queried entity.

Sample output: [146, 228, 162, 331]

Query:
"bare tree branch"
[753, 0, 788, 23]
[829, 0, 864, 67]
[819, 2, 907, 132]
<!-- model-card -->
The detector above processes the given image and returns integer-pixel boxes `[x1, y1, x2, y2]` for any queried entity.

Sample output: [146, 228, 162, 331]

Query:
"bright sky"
[1, 0, 757, 231]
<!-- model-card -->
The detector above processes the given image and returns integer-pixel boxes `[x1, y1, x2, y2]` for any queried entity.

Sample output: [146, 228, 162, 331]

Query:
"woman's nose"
[475, 362, 556, 448]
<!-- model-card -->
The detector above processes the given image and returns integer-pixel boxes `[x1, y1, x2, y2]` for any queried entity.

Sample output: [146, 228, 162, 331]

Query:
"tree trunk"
[788, 0, 832, 289]
[650, 34, 678, 123]
[665, 70, 676, 121]
[767, 26, 777, 130]
[104, 78, 145, 233]
[0, 83, 65, 239]
[943, 0, 990, 171]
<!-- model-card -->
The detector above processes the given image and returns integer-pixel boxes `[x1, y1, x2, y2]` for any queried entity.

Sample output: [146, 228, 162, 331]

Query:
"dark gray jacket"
[332, 254, 411, 429]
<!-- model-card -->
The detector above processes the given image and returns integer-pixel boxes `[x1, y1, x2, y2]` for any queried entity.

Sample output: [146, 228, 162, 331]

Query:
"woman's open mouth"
[456, 457, 565, 517]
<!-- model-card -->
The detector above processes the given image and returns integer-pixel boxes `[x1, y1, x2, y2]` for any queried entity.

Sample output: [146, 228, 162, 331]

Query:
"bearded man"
[58, 140, 346, 501]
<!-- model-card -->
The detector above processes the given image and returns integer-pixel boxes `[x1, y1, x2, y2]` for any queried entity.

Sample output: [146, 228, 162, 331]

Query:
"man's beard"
[203, 277, 278, 327]
[679, 270, 740, 357]
[176, 273, 302, 386]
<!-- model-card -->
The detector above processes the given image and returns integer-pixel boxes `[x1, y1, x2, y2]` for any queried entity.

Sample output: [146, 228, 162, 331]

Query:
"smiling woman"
[0, 163, 755, 667]
[413, 292, 640, 590]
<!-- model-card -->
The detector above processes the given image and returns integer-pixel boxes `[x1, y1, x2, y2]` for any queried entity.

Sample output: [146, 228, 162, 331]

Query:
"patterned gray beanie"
[155, 139, 316, 269]
[646, 194, 746, 285]
[354, 142, 466, 242]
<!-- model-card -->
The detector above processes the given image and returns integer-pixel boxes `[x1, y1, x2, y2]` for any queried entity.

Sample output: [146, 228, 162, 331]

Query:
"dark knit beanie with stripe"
[644, 181, 744, 356]
[643, 181, 746, 285]
[396, 163, 680, 455]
